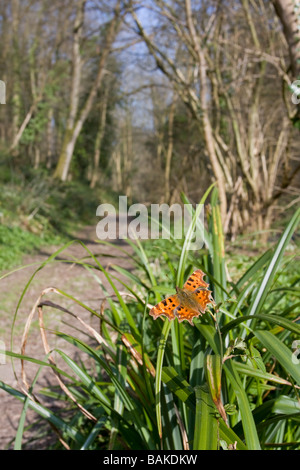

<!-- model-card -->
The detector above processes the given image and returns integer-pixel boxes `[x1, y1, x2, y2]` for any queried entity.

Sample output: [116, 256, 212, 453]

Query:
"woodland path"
[0, 222, 134, 449]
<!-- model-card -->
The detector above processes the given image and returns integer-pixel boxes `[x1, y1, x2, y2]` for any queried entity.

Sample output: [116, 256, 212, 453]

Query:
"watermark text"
[291, 80, 300, 105]
[0, 80, 6, 104]
[96, 196, 204, 250]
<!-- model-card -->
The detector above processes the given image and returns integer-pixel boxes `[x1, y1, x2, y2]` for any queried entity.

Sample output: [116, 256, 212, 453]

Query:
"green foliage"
[0, 224, 63, 270]
[0, 171, 118, 271]
[21, 102, 51, 145]
[1, 190, 299, 450]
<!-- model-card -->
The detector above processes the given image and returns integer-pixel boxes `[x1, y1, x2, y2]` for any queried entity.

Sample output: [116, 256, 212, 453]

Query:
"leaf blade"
[254, 330, 300, 386]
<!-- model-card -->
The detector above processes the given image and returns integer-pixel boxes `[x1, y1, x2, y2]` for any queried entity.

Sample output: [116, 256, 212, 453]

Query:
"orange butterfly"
[149, 269, 215, 326]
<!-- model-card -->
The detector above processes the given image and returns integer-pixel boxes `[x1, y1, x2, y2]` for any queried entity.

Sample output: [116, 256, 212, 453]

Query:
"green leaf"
[154, 319, 172, 440]
[223, 361, 261, 450]
[176, 192, 208, 288]
[56, 350, 111, 406]
[109, 339, 127, 449]
[161, 367, 247, 450]
[57, 334, 154, 448]
[161, 382, 183, 450]
[180, 186, 215, 255]
[195, 323, 222, 355]
[233, 249, 272, 292]
[233, 395, 300, 440]
[218, 421, 247, 450]
[80, 417, 108, 450]
[254, 330, 300, 385]
[196, 335, 264, 451]
[247, 208, 300, 318]
[205, 355, 222, 402]
[205, 355, 227, 424]
[234, 362, 296, 387]
[0, 381, 84, 445]
[161, 366, 196, 409]
[252, 345, 266, 371]
[209, 189, 227, 303]
[193, 385, 218, 450]
[221, 313, 300, 338]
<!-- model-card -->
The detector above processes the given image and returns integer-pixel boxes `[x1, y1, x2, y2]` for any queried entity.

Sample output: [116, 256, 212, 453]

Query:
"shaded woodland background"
[0, 0, 299, 246]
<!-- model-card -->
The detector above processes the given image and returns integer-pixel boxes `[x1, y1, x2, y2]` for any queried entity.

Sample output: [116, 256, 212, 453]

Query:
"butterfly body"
[176, 286, 205, 312]
[150, 269, 215, 326]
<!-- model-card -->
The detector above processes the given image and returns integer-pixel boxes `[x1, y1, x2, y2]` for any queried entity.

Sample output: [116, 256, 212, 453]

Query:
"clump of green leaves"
[0, 171, 118, 271]
[1, 189, 299, 450]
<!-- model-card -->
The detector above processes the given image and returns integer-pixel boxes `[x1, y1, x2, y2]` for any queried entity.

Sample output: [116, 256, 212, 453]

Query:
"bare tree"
[11, 0, 21, 152]
[111, 108, 134, 201]
[272, 0, 300, 79]
[53, 0, 123, 181]
[90, 80, 110, 188]
[128, 0, 300, 237]
[272, 0, 300, 121]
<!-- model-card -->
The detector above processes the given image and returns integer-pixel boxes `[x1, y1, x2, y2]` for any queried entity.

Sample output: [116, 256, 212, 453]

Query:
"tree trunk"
[113, 148, 122, 193]
[90, 82, 109, 188]
[11, 0, 21, 154]
[272, 0, 300, 79]
[34, 146, 40, 169]
[123, 112, 133, 203]
[54, 1, 121, 181]
[53, 0, 86, 181]
[164, 96, 176, 203]
[9, 103, 37, 152]
[185, 0, 227, 221]
[131, 0, 298, 236]
[272, 0, 300, 120]
[46, 108, 54, 169]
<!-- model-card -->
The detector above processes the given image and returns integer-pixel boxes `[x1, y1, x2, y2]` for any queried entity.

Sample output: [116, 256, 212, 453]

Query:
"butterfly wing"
[174, 305, 199, 325]
[183, 269, 209, 292]
[149, 295, 179, 322]
[193, 287, 215, 314]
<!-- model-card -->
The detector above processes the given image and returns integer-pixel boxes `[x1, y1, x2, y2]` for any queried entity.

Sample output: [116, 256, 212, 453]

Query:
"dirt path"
[0, 224, 134, 449]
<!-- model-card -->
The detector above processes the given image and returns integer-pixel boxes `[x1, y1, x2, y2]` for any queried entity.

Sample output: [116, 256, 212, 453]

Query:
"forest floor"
[0, 222, 134, 450]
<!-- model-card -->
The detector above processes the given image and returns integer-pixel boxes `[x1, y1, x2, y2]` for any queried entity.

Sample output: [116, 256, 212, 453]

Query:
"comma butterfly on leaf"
[149, 269, 215, 326]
